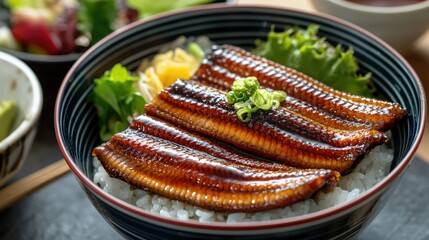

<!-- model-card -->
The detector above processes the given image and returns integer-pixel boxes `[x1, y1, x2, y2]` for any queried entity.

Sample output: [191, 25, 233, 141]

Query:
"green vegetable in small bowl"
[0, 100, 17, 141]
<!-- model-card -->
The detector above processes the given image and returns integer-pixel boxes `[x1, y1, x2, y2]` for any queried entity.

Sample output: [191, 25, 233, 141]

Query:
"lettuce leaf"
[252, 25, 374, 97]
[78, 0, 118, 46]
[91, 64, 145, 141]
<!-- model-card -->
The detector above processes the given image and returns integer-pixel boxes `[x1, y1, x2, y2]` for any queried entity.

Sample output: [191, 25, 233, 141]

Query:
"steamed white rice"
[93, 142, 393, 223]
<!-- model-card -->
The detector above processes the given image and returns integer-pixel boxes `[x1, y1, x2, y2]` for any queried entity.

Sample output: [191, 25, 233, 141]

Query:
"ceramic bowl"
[310, 0, 429, 53]
[0, 51, 43, 186]
[55, 4, 426, 239]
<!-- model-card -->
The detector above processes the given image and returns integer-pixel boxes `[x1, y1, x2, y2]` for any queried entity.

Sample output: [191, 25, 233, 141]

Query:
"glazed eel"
[93, 115, 340, 212]
[193, 61, 373, 131]
[202, 44, 406, 131]
[145, 80, 389, 174]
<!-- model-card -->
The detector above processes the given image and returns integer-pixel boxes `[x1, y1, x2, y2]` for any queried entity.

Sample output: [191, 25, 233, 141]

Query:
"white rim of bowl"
[55, 4, 427, 232]
[0, 51, 43, 151]
[325, 0, 429, 13]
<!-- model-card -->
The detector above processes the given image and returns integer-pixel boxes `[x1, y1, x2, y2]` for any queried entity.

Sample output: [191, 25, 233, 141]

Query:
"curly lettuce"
[252, 25, 374, 97]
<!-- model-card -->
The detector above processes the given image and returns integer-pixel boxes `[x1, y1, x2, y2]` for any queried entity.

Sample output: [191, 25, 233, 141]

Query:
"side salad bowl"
[55, 4, 426, 239]
[0, 0, 235, 99]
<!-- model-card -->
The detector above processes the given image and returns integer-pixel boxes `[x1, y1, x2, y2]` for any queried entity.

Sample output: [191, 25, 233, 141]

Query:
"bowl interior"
[56, 4, 425, 227]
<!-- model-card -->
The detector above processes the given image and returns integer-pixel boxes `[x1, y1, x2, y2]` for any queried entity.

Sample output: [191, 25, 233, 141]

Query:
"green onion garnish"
[226, 77, 286, 123]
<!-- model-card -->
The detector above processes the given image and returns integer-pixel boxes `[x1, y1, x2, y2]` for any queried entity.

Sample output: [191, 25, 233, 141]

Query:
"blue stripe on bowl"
[56, 5, 425, 240]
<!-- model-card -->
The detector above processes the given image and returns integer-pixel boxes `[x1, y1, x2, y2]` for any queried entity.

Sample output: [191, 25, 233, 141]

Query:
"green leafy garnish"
[78, 0, 118, 46]
[253, 25, 374, 97]
[91, 64, 146, 141]
[126, 0, 214, 18]
[226, 77, 286, 123]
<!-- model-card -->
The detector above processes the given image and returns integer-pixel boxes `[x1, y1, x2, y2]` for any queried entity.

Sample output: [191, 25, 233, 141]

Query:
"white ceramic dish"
[0, 51, 43, 186]
[310, 0, 429, 53]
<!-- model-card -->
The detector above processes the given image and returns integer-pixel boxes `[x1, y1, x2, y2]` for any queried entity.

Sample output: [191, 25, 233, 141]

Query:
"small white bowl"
[310, 0, 429, 53]
[0, 51, 43, 186]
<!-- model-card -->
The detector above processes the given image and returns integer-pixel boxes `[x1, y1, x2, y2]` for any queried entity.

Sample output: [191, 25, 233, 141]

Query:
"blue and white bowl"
[55, 4, 426, 239]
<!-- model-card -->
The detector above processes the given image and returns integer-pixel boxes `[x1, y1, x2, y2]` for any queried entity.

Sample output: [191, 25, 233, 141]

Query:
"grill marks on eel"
[206, 44, 406, 131]
[145, 80, 388, 174]
[193, 61, 373, 131]
[93, 115, 340, 212]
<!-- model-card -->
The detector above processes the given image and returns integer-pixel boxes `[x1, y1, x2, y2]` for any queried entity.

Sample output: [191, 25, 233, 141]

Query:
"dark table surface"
[0, 82, 428, 240]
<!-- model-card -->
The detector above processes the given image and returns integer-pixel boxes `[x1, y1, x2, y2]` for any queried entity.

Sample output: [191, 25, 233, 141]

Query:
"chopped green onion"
[187, 42, 205, 61]
[272, 100, 280, 109]
[272, 90, 287, 102]
[226, 76, 286, 123]
[237, 107, 252, 123]
[251, 89, 272, 110]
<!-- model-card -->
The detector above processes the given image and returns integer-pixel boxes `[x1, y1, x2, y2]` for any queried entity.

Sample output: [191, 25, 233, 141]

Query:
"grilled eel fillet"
[93, 115, 340, 212]
[194, 61, 372, 131]
[194, 44, 406, 132]
[145, 80, 391, 174]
